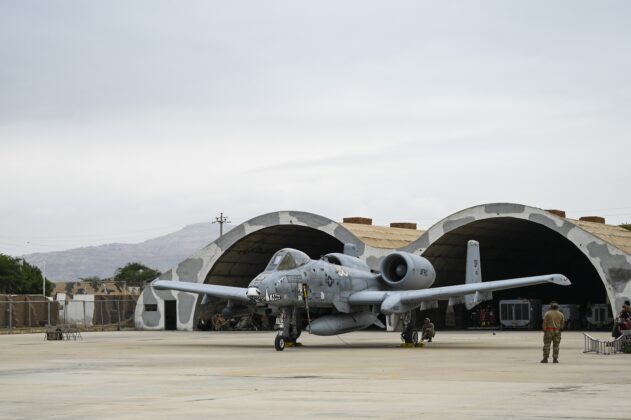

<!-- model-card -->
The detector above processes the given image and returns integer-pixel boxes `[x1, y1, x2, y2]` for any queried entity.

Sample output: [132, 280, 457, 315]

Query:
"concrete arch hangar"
[135, 204, 631, 331]
[400, 203, 631, 323]
[135, 211, 391, 331]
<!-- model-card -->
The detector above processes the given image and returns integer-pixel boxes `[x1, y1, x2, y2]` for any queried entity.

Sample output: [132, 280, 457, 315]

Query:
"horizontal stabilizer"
[465, 290, 493, 310]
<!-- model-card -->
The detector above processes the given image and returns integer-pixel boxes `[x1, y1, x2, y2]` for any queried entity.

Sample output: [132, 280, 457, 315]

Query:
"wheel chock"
[399, 342, 425, 348]
[285, 342, 304, 348]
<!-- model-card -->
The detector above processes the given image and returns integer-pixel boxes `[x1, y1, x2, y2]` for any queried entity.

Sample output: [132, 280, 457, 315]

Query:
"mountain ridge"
[22, 222, 233, 282]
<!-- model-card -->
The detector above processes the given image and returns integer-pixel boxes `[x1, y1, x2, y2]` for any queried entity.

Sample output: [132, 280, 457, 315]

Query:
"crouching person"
[421, 318, 435, 342]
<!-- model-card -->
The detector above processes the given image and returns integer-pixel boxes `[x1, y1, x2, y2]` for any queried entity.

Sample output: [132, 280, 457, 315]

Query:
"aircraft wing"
[348, 274, 571, 314]
[152, 280, 250, 302]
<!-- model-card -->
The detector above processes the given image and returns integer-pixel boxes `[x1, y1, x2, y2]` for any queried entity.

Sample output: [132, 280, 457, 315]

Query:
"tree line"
[0, 254, 160, 296]
[0, 254, 54, 295]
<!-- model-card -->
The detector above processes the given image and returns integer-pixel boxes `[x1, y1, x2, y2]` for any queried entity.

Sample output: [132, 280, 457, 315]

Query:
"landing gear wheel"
[402, 326, 417, 344]
[275, 335, 285, 351]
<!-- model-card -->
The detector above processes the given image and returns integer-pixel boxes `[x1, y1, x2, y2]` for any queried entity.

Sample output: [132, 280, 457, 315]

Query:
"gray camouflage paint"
[399, 203, 631, 313]
[135, 211, 380, 330]
[135, 204, 631, 330]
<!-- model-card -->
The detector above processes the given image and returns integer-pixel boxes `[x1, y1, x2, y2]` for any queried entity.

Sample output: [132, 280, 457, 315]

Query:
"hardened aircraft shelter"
[135, 203, 631, 331]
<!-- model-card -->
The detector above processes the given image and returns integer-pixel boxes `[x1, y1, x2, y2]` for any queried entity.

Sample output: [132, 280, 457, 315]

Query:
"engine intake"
[380, 252, 436, 290]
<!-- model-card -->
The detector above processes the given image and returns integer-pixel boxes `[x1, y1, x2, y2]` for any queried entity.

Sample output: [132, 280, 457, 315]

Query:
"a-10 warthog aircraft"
[153, 240, 570, 350]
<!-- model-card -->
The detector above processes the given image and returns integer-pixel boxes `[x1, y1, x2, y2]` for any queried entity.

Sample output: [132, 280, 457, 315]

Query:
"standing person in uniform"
[613, 300, 631, 338]
[541, 301, 565, 364]
[421, 317, 435, 342]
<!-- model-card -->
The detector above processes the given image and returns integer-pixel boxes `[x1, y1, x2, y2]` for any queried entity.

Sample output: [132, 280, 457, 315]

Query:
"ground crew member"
[541, 301, 565, 363]
[620, 300, 631, 320]
[421, 318, 435, 342]
[211, 313, 228, 331]
[613, 300, 631, 338]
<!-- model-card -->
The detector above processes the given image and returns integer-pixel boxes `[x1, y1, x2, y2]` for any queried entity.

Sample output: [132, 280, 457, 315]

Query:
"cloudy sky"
[1, 1, 630, 255]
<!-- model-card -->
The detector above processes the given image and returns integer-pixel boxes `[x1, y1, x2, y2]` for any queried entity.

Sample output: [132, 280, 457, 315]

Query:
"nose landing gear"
[274, 335, 286, 351]
[274, 307, 302, 351]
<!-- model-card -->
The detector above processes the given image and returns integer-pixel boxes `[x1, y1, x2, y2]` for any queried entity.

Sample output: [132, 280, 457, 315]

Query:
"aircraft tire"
[411, 330, 419, 345]
[275, 335, 285, 351]
[402, 325, 415, 344]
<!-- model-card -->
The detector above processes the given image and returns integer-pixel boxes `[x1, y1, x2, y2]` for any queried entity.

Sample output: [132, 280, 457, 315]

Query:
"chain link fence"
[1, 297, 138, 332]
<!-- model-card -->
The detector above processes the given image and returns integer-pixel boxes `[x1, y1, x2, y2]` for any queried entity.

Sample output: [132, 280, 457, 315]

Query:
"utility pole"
[213, 212, 231, 238]
[42, 261, 46, 297]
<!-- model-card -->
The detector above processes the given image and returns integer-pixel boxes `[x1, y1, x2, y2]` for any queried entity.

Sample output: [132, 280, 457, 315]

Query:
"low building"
[55, 281, 139, 328]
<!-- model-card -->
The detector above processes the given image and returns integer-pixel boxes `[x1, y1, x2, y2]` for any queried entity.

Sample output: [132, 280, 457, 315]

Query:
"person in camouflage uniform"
[613, 300, 631, 338]
[541, 301, 565, 363]
[421, 318, 435, 342]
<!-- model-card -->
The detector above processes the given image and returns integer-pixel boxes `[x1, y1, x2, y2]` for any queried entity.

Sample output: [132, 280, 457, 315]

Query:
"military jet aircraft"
[153, 240, 570, 350]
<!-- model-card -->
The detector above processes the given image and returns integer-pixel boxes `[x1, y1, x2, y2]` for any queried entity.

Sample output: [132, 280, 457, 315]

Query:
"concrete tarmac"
[0, 330, 629, 419]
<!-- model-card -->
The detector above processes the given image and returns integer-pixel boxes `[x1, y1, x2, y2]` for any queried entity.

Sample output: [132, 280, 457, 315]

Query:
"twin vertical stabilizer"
[464, 240, 492, 310]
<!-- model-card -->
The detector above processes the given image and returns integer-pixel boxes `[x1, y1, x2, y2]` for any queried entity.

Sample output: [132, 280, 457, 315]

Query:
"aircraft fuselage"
[246, 257, 379, 313]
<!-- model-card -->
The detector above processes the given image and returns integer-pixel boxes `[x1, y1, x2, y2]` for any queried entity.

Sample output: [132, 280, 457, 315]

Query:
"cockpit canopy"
[265, 248, 311, 272]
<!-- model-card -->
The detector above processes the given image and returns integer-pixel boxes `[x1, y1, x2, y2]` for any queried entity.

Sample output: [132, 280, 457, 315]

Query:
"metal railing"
[583, 332, 628, 355]
[1, 299, 137, 332]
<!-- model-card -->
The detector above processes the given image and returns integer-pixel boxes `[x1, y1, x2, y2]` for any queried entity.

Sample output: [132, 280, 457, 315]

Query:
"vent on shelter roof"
[545, 209, 566, 218]
[389, 222, 417, 230]
[579, 216, 606, 224]
[343, 217, 372, 225]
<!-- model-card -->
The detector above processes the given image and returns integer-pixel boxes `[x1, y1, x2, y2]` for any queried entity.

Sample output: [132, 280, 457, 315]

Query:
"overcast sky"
[1, 1, 630, 255]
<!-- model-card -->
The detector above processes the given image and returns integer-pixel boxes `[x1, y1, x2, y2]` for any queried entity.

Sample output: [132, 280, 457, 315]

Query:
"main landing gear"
[401, 326, 419, 346]
[275, 307, 302, 351]
[400, 311, 420, 347]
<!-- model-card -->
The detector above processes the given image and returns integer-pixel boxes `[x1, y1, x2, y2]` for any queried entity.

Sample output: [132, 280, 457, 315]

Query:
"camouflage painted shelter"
[135, 203, 631, 331]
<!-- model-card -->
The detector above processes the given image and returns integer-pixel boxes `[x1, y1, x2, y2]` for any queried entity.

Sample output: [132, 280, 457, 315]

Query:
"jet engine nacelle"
[380, 252, 436, 290]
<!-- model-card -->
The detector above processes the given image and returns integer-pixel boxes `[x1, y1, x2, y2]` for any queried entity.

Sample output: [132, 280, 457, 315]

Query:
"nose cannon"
[246, 286, 262, 301]
[246, 273, 285, 303]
